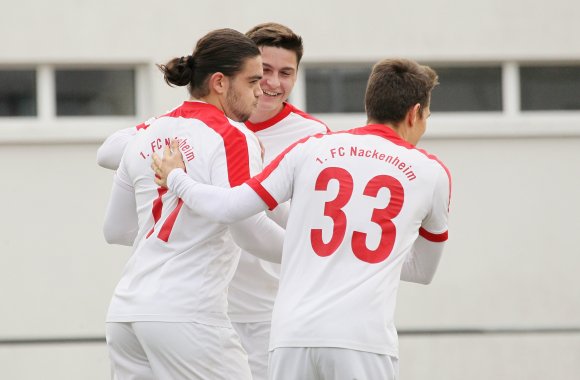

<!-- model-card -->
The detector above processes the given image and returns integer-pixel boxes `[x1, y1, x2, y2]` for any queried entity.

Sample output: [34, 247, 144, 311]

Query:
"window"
[304, 65, 504, 114]
[305, 66, 371, 113]
[0, 70, 36, 117]
[55, 69, 136, 116]
[429, 67, 503, 112]
[520, 65, 580, 111]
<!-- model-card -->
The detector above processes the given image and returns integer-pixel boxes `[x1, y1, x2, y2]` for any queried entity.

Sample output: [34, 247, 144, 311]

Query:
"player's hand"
[151, 139, 186, 188]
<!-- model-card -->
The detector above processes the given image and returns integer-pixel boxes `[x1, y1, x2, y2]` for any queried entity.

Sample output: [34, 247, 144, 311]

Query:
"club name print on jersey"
[315, 145, 417, 181]
[139, 137, 195, 162]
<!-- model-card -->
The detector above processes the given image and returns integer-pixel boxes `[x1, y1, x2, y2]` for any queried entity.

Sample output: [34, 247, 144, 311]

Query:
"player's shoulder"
[139, 101, 234, 129]
[412, 147, 451, 182]
[134, 102, 186, 131]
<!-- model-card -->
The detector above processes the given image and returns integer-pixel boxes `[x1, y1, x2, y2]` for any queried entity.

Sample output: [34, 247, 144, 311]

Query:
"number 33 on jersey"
[247, 125, 451, 267]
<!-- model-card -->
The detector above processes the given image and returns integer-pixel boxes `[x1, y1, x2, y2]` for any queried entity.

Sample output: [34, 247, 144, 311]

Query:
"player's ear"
[407, 103, 421, 127]
[209, 72, 228, 95]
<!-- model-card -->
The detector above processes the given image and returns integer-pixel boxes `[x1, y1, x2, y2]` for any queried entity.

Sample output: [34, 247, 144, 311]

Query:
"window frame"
[2, 61, 580, 143]
[0, 63, 149, 143]
[295, 61, 580, 138]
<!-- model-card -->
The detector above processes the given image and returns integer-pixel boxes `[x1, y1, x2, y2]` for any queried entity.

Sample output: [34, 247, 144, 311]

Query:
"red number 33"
[310, 167, 404, 264]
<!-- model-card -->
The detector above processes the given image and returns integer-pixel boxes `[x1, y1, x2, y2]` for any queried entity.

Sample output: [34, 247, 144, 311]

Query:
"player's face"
[254, 46, 298, 119]
[224, 56, 263, 122]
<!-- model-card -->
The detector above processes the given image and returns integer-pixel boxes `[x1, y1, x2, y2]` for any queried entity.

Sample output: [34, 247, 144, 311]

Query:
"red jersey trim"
[183, 103, 251, 186]
[244, 103, 329, 133]
[247, 178, 278, 210]
[245, 103, 293, 132]
[419, 227, 448, 242]
[285, 103, 330, 132]
[164, 101, 252, 187]
[253, 133, 326, 184]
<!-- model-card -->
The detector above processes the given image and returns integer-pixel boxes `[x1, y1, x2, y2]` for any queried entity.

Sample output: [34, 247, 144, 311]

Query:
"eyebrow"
[263, 63, 296, 72]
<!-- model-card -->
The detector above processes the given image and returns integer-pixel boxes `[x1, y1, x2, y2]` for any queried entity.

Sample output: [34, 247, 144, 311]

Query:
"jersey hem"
[106, 314, 231, 328]
[269, 340, 399, 358]
[228, 313, 273, 323]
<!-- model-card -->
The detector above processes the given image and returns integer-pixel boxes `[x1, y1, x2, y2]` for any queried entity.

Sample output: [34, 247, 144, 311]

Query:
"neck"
[192, 94, 224, 112]
[368, 119, 402, 135]
[248, 103, 285, 124]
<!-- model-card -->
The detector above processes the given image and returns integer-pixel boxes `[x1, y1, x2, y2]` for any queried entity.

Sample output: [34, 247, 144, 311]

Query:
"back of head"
[158, 28, 260, 98]
[246, 22, 304, 65]
[365, 58, 438, 124]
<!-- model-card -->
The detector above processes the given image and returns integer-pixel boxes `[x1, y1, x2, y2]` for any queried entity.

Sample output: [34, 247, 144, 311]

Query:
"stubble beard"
[226, 88, 254, 123]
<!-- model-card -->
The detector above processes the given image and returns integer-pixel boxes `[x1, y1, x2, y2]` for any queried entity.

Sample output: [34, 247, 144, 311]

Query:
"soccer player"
[102, 28, 285, 380]
[152, 58, 451, 380]
[228, 23, 329, 380]
[97, 22, 328, 380]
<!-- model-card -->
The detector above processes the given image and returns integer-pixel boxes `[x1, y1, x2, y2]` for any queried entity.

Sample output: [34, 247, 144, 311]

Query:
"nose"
[255, 85, 263, 97]
[266, 73, 280, 88]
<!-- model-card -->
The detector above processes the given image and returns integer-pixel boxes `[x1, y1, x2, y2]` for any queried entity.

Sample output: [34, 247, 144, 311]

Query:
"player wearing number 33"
[152, 58, 452, 380]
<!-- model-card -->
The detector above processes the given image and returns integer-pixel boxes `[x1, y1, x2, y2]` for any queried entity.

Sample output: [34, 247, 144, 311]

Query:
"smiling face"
[250, 46, 298, 123]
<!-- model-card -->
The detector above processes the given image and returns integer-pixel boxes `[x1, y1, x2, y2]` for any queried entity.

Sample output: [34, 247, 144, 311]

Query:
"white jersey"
[228, 102, 329, 322]
[245, 124, 451, 356]
[106, 101, 263, 327]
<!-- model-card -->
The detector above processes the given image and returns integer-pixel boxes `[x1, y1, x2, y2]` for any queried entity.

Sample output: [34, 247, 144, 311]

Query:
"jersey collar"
[352, 124, 414, 149]
[245, 103, 293, 132]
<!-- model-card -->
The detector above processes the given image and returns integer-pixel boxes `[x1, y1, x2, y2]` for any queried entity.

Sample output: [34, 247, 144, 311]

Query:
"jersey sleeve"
[207, 124, 263, 188]
[245, 139, 302, 210]
[103, 160, 139, 246]
[401, 164, 451, 284]
[419, 165, 451, 242]
[96, 127, 137, 170]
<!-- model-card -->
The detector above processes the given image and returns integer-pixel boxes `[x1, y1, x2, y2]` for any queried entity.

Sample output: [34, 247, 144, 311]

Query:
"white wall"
[1, 136, 577, 379]
[4, 0, 580, 61]
[1, 0, 579, 378]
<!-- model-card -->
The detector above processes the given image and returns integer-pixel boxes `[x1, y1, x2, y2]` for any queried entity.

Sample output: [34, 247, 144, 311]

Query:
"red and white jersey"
[106, 101, 263, 327]
[228, 103, 329, 322]
[246, 124, 451, 356]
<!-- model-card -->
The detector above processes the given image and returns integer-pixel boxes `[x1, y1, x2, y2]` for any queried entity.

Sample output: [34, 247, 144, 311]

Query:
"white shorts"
[106, 321, 251, 380]
[268, 347, 399, 380]
[232, 321, 271, 380]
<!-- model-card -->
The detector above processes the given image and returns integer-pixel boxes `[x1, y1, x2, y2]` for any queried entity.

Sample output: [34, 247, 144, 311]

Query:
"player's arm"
[266, 201, 289, 228]
[167, 170, 284, 263]
[229, 212, 284, 264]
[156, 139, 284, 263]
[152, 139, 275, 223]
[168, 168, 269, 223]
[401, 166, 451, 284]
[103, 170, 138, 246]
[400, 236, 444, 284]
[96, 127, 137, 170]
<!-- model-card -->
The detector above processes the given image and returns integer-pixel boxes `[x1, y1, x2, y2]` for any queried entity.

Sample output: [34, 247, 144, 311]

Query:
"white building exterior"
[1, 0, 579, 378]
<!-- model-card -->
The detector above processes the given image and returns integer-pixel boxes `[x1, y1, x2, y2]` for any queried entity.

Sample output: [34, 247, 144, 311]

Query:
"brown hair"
[157, 28, 260, 98]
[365, 58, 438, 124]
[246, 22, 304, 65]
